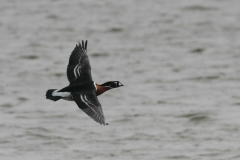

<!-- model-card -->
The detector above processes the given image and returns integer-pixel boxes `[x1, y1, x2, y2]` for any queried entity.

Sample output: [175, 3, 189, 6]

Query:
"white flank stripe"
[52, 91, 71, 98]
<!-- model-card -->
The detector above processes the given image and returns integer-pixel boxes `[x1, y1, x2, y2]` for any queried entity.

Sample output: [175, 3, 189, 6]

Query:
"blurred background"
[1, 0, 240, 159]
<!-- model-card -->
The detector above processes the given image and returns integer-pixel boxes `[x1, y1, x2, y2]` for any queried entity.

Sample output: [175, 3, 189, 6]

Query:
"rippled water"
[1, 0, 240, 159]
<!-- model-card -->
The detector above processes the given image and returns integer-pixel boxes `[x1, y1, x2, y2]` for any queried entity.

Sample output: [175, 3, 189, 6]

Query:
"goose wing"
[73, 91, 107, 125]
[67, 40, 92, 84]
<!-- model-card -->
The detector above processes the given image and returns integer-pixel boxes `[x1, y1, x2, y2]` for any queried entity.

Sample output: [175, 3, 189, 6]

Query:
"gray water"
[1, 0, 240, 159]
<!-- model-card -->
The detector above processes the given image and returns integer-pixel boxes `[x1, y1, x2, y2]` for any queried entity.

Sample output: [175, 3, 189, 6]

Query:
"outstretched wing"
[67, 40, 92, 84]
[73, 91, 107, 125]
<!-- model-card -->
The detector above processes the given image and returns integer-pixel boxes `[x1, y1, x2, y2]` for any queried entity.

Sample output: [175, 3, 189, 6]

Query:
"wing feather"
[73, 92, 107, 125]
[67, 40, 92, 84]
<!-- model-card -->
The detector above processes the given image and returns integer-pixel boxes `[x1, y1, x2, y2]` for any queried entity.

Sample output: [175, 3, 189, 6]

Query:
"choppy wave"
[1, 0, 240, 159]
